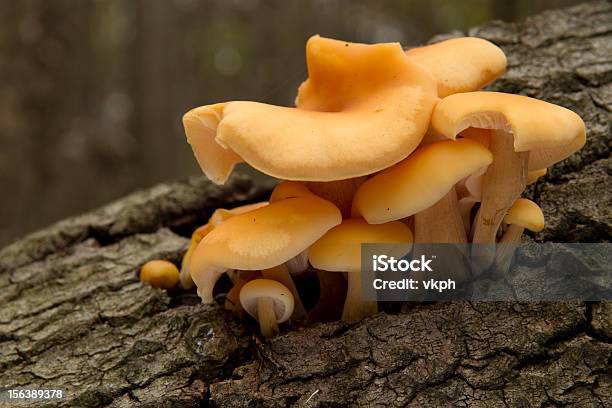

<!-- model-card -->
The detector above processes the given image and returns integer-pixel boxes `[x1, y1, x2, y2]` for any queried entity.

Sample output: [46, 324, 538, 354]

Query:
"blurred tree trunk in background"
[0, 0, 582, 247]
[132, 0, 176, 186]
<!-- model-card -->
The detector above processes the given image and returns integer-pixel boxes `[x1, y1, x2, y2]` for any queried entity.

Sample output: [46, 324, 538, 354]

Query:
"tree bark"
[1, 1, 610, 407]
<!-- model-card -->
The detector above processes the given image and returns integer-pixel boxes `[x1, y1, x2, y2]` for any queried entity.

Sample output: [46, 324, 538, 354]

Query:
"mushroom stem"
[305, 177, 367, 218]
[494, 224, 524, 273]
[308, 269, 347, 322]
[471, 130, 528, 270]
[458, 196, 479, 236]
[342, 270, 377, 324]
[256, 297, 279, 338]
[472, 130, 528, 242]
[261, 265, 306, 320]
[500, 224, 524, 245]
[414, 188, 471, 284]
[414, 188, 466, 243]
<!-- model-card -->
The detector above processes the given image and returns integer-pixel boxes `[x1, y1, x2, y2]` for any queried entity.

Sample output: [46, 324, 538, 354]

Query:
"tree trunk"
[1, 2, 610, 407]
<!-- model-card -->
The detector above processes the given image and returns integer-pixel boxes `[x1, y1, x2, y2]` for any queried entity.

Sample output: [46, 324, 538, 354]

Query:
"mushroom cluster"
[176, 35, 585, 337]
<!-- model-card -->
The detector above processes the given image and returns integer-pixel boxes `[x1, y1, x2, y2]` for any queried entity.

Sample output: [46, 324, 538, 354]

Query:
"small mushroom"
[431, 92, 585, 267]
[140, 260, 180, 289]
[495, 198, 545, 272]
[183, 35, 437, 185]
[309, 218, 413, 323]
[406, 37, 507, 97]
[180, 201, 268, 288]
[239, 278, 294, 338]
[455, 128, 541, 234]
[261, 264, 306, 320]
[500, 198, 545, 244]
[352, 139, 493, 244]
[190, 187, 341, 303]
[458, 166, 545, 235]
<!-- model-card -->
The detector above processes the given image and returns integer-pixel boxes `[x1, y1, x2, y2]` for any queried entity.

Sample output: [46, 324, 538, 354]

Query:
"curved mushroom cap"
[183, 35, 437, 184]
[406, 37, 507, 97]
[352, 139, 493, 224]
[431, 92, 586, 170]
[140, 260, 180, 289]
[183, 103, 243, 184]
[180, 201, 269, 289]
[190, 192, 341, 302]
[309, 218, 413, 271]
[239, 279, 294, 324]
[503, 198, 545, 232]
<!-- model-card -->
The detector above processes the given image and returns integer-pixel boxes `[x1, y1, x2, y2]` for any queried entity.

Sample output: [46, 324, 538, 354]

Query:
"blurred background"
[0, 0, 582, 247]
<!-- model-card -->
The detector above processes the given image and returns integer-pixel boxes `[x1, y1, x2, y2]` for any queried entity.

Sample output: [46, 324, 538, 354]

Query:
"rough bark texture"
[1, 2, 610, 407]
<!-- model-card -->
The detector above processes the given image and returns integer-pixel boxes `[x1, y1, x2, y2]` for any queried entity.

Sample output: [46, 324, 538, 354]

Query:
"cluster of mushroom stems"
[141, 35, 585, 337]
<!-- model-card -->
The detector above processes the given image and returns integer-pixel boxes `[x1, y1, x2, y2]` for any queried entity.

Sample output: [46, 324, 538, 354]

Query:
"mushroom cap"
[183, 103, 243, 184]
[190, 192, 341, 302]
[239, 278, 295, 324]
[503, 198, 545, 232]
[406, 37, 507, 97]
[309, 218, 413, 272]
[208, 201, 269, 226]
[180, 201, 269, 289]
[296, 35, 435, 111]
[352, 139, 493, 224]
[183, 35, 437, 184]
[431, 92, 586, 169]
[140, 260, 180, 289]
